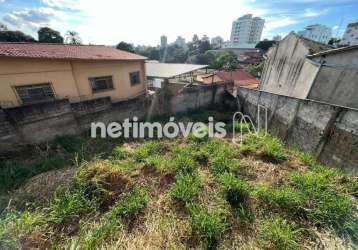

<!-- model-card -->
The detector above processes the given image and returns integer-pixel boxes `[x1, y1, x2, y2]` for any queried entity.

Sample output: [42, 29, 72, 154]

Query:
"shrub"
[170, 174, 201, 204]
[220, 173, 250, 207]
[258, 217, 300, 250]
[55, 135, 83, 153]
[189, 205, 228, 249]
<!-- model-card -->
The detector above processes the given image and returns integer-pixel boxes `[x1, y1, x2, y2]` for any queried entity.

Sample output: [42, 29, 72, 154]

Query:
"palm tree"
[65, 31, 82, 45]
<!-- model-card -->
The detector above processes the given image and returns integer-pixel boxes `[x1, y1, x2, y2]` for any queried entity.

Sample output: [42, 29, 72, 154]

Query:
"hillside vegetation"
[0, 112, 357, 249]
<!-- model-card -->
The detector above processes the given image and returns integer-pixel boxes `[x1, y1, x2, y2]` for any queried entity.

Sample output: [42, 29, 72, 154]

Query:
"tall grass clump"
[254, 185, 305, 214]
[220, 173, 250, 207]
[170, 174, 202, 205]
[49, 188, 98, 224]
[133, 140, 167, 162]
[261, 135, 286, 163]
[76, 187, 149, 249]
[189, 205, 228, 249]
[290, 171, 357, 239]
[258, 217, 301, 250]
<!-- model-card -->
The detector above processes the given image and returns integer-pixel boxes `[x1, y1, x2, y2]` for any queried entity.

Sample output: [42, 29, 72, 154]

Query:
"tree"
[328, 38, 341, 46]
[116, 41, 135, 53]
[248, 62, 264, 78]
[38, 27, 64, 43]
[0, 30, 36, 42]
[211, 51, 238, 70]
[0, 23, 8, 31]
[166, 45, 188, 63]
[255, 40, 276, 52]
[65, 31, 82, 45]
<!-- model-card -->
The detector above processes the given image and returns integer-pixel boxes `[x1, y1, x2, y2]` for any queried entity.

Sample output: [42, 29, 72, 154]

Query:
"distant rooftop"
[307, 44, 358, 58]
[0, 42, 146, 61]
[145, 62, 208, 79]
[347, 22, 358, 28]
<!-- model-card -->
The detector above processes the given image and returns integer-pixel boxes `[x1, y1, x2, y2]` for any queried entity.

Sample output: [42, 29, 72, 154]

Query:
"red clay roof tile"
[0, 42, 146, 61]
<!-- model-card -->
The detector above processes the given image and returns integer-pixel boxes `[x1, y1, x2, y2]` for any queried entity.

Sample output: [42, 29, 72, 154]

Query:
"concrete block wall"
[237, 88, 358, 174]
[0, 84, 226, 151]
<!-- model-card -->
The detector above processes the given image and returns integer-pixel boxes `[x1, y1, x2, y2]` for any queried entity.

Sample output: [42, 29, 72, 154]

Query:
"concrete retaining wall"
[0, 84, 226, 151]
[237, 87, 358, 174]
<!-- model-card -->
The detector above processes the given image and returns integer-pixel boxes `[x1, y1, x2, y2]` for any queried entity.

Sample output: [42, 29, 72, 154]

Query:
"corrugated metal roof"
[307, 45, 358, 58]
[0, 42, 146, 61]
[145, 62, 208, 78]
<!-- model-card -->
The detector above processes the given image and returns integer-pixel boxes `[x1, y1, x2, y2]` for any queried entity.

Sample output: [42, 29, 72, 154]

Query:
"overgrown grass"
[258, 217, 301, 250]
[220, 173, 250, 207]
[169, 174, 202, 205]
[189, 205, 228, 250]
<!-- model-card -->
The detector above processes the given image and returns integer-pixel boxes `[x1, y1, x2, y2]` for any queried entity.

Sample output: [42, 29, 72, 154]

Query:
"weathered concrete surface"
[260, 33, 325, 99]
[318, 110, 358, 174]
[237, 87, 358, 174]
[308, 49, 358, 109]
[269, 96, 300, 139]
[0, 84, 227, 150]
[286, 101, 339, 153]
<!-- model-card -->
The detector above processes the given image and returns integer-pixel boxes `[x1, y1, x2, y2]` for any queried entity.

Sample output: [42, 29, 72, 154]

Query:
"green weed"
[220, 173, 250, 207]
[258, 217, 301, 250]
[189, 205, 228, 249]
[170, 174, 202, 205]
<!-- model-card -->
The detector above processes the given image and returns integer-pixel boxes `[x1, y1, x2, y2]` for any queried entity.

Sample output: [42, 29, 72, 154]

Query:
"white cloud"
[303, 8, 329, 17]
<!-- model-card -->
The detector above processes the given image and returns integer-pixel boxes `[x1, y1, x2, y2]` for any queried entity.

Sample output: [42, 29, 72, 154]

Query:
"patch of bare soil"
[11, 168, 76, 208]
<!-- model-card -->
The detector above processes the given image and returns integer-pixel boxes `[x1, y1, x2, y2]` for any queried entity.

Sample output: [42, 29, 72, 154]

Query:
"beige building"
[0, 43, 147, 107]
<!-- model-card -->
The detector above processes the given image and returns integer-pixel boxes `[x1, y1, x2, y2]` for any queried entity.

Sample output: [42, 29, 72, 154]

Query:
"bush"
[170, 174, 201, 204]
[220, 173, 250, 207]
[55, 135, 83, 153]
[189, 205, 228, 249]
[258, 217, 300, 250]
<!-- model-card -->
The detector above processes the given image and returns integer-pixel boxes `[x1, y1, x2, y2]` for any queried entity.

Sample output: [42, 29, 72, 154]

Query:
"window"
[89, 76, 113, 92]
[129, 71, 141, 86]
[15, 83, 55, 104]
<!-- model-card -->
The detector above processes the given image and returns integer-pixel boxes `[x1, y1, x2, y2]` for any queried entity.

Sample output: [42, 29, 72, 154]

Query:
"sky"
[0, 0, 357, 46]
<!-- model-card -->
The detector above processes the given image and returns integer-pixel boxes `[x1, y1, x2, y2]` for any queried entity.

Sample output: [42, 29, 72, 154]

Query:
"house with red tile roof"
[0, 43, 147, 107]
[216, 69, 260, 89]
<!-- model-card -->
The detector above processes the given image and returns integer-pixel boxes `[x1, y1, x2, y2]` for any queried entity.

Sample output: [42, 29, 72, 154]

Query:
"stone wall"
[237, 87, 358, 174]
[0, 84, 226, 151]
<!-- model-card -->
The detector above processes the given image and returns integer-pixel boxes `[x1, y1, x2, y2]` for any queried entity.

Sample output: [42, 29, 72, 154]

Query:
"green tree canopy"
[116, 42, 135, 53]
[255, 40, 276, 52]
[0, 30, 36, 42]
[38, 27, 64, 43]
[65, 31, 82, 45]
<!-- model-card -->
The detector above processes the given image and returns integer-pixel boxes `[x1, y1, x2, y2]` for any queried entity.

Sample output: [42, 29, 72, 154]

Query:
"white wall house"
[229, 14, 265, 49]
[297, 24, 332, 44]
[341, 22, 358, 46]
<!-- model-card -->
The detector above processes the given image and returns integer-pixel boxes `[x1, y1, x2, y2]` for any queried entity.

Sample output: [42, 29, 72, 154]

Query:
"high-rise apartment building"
[341, 22, 358, 46]
[160, 35, 167, 47]
[297, 24, 332, 44]
[229, 14, 265, 48]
